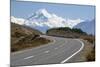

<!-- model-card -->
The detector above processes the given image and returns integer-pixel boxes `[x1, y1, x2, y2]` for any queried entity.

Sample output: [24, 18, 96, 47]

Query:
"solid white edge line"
[60, 39, 84, 64]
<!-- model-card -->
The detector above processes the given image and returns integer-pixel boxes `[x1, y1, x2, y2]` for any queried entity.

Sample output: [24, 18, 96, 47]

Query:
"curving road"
[11, 35, 84, 66]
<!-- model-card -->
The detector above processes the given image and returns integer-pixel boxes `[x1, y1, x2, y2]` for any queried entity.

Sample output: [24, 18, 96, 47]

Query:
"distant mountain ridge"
[74, 19, 95, 35]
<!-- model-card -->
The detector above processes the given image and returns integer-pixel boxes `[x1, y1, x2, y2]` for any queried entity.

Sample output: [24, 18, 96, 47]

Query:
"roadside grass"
[81, 38, 95, 62]
[80, 35, 95, 44]
[11, 37, 51, 52]
[80, 35, 95, 61]
[85, 47, 95, 61]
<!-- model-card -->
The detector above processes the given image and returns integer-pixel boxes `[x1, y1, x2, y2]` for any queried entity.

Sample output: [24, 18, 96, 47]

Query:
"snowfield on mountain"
[11, 9, 83, 32]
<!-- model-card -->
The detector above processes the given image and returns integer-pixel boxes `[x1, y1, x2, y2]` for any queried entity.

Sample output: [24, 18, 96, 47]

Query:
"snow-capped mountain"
[74, 19, 95, 35]
[11, 16, 25, 25]
[11, 8, 83, 32]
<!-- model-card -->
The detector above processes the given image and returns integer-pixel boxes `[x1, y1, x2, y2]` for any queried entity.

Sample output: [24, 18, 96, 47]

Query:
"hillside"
[11, 23, 51, 52]
[11, 22, 42, 36]
[46, 27, 87, 38]
[46, 27, 95, 44]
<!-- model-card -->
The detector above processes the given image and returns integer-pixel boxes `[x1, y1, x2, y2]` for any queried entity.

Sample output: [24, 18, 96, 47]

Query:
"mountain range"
[11, 8, 95, 35]
[74, 19, 95, 35]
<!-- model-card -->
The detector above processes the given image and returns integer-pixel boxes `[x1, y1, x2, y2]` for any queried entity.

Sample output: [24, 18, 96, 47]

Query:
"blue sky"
[11, 0, 95, 20]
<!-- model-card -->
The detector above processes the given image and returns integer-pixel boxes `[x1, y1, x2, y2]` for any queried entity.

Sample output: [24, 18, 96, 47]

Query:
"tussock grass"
[81, 39, 95, 62]
[11, 37, 51, 52]
[85, 47, 95, 61]
[80, 35, 95, 44]
[11, 23, 51, 52]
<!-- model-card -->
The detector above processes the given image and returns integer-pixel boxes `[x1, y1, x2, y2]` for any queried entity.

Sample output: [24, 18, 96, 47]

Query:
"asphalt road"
[11, 35, 84, 66]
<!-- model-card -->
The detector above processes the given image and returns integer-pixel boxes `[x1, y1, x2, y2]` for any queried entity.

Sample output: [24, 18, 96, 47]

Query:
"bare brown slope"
[11, 23, 50, 52]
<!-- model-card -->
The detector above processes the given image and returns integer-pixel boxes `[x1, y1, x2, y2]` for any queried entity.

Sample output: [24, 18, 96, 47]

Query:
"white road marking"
[60, 39, 84, 63]
[44, 50, 50, 53]
[55, 47, 58, 49]
[55, 41, 67, 50]
[24, 56, 35, 59]
[55, 45, 63, 50]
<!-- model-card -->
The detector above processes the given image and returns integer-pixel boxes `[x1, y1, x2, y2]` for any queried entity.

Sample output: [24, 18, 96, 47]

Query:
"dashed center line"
[54, 43, 66, 50]
[44, 50, 50, 53]
[24, 56, 35, 59]
[55, 47, 58, 49]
